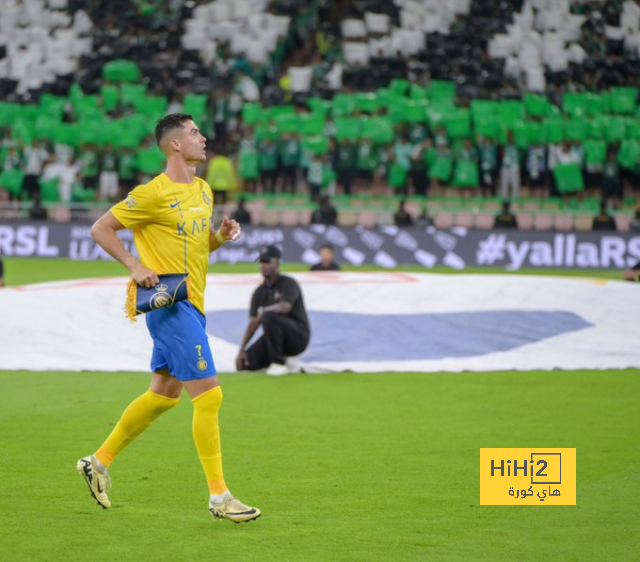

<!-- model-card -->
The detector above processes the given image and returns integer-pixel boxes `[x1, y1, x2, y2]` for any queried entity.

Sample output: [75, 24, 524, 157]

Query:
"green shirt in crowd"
[81, 149, 99, 177]
[456, 146, 478, 161]
[502, 145, 519, 168]
[336, 143, 357, 169]
[409, 124, 428, 144]
[604, 161, 619, 178]
[357, 142, 377, 171]
[101, 151, 117, 172]
[118, 152, 138, 180]
[259, 141, 278, 171]
[307, 160, 323, 184]
[393, 141, 414, 170]
[479, 144, 497, 171]
[280, 138, 301, 167]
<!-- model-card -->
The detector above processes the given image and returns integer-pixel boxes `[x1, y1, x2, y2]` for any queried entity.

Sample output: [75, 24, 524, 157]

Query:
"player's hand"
[236, 350, 249, 371]
[131, 263, 160, 288]
[219, 216, 241, 242]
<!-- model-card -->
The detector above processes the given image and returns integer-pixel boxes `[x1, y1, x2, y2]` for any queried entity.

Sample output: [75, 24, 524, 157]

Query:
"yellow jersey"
[111, 173, 214, 314]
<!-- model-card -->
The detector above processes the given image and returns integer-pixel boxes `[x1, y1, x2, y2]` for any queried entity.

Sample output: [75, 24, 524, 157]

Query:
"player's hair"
[154, 113, 194, 147]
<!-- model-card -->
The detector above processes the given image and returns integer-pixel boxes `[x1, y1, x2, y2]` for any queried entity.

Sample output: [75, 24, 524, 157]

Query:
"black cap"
[258, 245, 282, 261]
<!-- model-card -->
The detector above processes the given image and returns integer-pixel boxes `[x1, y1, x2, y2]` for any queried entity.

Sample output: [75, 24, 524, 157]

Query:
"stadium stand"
[0, 0, 639, 232]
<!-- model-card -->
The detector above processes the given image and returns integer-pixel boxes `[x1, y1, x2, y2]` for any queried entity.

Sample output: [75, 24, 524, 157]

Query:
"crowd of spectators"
[1, 0, 640, 221]
[230, 120, 638, 209]
[0, 128, 152, 203]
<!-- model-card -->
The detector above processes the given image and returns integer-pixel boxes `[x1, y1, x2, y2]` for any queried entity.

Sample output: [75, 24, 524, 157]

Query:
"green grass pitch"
[1, 258, 638, 560]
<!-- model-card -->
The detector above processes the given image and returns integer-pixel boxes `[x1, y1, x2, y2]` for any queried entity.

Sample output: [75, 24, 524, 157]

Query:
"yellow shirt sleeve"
[111, 184, 159, 228]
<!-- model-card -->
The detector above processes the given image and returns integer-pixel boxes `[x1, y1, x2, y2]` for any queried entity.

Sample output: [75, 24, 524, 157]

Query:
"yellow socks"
[93, 386, 226, 495]
[95, 389, 180, 467]
[192, 387, 227, 494]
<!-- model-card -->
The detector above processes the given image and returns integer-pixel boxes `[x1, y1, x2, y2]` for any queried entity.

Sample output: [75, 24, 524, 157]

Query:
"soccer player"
[77, 113, 261, 524]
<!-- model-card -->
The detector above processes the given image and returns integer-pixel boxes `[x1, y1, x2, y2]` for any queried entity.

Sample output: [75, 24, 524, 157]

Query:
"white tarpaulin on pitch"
[1, 272, 638, 373]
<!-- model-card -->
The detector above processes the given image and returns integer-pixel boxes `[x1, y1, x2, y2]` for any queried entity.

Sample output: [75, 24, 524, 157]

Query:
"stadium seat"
[574, 213, 595, 232]
[554, 213, 574, 232]
[434, 211, 454, 229]
[533, 213, 553, 231]
[261, 209, 281, 226]
[481, 198, 502, 212]
[475, 212, 495, 230]
[425, 199, 443, 213]
[52, 205, 71, 223]
[541, 198, 562, 212]
[377, 211, 395, 226]
[513, 197, 540, 212]
[245, 198, 266, 212]
[358, 210, 377, 229]
[249, 209, 263, 225]
[614, 213, 633, 232]
[300, 209, 313, 225]
[454, 212, 474, 229]
[281, 210, 300, 227]
[337, 210, 359, 227]
[516, 213, 533, 230]
[404, 201, 421, 217]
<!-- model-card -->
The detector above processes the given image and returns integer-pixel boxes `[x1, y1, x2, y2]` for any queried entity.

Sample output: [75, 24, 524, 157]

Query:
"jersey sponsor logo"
[170, 200, 182, 209]
[125, 195, 136, 209]
[176, 218, 211, 236]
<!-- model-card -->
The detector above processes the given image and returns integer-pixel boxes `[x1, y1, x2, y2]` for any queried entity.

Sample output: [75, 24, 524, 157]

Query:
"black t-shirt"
[311, 207, 337, 225]
[232, 207, 252, 225]
[394, 211, 413, 227]
[250, 274, 310, 332]
[310, 261, 341, 271]
[592, 214, 616, 231]
[495, 213, 518, 229]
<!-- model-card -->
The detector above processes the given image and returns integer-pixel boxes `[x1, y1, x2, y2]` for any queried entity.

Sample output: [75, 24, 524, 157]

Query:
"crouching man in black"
[236, 245, 310, 375]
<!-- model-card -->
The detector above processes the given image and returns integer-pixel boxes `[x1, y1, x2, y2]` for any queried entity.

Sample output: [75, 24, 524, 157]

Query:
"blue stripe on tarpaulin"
[205, 310, 593, 361]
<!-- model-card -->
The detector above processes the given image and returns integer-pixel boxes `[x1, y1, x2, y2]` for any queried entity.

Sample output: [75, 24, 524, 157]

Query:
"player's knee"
[192, 386, 223, 412]
[260, 310, 278, 327]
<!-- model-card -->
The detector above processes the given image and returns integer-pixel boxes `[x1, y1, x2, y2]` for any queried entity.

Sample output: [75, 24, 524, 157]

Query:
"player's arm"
[259, 301, 292, 315]
[209, 216, 241, 252]
[236, 315, 261, 370]
[90, 211, 159, 288]
[259, 278, 298, 315]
